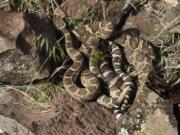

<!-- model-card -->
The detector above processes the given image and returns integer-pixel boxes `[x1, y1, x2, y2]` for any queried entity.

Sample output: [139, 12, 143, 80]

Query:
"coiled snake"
[53, 7, 155, 120]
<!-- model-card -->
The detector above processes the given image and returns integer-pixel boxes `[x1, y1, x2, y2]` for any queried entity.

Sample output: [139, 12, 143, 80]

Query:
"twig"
[25, 56, 50, 94]
[50, 56, 70, 78]
[101, 0, 106, 20]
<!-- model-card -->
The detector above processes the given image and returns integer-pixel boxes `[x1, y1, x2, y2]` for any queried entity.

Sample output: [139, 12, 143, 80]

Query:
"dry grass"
[149, 31, 180, 85]
[0, 81, 65, 112]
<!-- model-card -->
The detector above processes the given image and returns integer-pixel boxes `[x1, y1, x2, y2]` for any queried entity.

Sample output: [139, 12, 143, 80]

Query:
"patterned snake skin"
[88, 42, 136, 119]
[72, 19, 138, 118]
[53, 17, 102, 101]
[114, 34, 155, 94]
[109, 41, 135, 116]
[53, 7, 155, 119]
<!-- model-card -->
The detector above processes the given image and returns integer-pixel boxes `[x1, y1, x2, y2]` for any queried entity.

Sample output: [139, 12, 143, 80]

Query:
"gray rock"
[0, 50, 49, 85]
[0, 88, 116, 135]
[116, 89, 178, 135]
[0, 11, 25, 53]
[0, 115, 35, 135]
[141, 109, 177, 135]
[60, 0, 124, 24]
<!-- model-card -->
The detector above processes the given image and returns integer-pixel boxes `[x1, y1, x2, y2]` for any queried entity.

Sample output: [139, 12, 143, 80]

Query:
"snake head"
[80, 37, 101, 56]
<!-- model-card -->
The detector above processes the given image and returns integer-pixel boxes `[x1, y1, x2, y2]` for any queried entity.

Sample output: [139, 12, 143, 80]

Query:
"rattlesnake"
[53, 7, 155, 119]
[53, 8, 136, 119]
[71, 19, 137, 118]
[53, 16, 101, 101]
[53, 9, 120, 101]
[88, 42, 135, 118]
[114, 34, 155, 95]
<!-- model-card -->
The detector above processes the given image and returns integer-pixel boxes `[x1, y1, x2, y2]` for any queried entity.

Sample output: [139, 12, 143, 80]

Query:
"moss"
[68, 18, 86, 30]
[90, 49, 106, 64]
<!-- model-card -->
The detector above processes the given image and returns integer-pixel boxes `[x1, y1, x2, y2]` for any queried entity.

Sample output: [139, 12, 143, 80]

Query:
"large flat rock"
[0, 89, 116, 135]
[0, 115, 35, 135]
[0, 50, 49, 85]
[33, 93, 116, 135]
[0, 11, 25, 53]
[116, 89, 178, 135]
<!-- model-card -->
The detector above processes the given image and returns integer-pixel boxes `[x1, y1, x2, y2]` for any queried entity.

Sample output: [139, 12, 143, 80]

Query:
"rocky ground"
[0, 0, 179, 135]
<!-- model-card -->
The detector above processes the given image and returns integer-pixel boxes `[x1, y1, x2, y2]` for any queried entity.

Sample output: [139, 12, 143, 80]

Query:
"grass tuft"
[33, 89, 51, 103]
[150, 32, 180, 85]
[34, 34, 66, 63]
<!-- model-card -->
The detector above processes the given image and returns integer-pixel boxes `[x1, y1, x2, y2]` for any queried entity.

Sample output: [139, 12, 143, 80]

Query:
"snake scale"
[53, 7, 155, 119]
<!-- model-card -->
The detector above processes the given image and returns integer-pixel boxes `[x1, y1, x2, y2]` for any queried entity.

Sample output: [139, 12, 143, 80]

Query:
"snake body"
[53, 7, 155, 119]
[73, 21, 138, 118]
[99, 57, 133, 118]
[53, 9, 123, 109]
[114, 34, 155, 93]
[73, 21, 114, 57]
[109, 41, 135, 116]
[88, 42, 135, 118]
[53, 17, 101, 101]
